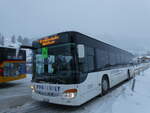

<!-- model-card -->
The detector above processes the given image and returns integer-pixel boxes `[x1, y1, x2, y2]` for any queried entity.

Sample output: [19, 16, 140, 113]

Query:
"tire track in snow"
[2, 79, 132, 113]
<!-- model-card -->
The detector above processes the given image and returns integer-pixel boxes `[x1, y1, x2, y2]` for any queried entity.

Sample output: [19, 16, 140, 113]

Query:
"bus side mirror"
[77, 44, 85, 64]
[77, 44, 85, 58]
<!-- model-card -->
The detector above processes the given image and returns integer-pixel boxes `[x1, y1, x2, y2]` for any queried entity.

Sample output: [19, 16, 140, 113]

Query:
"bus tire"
[128, 69, 131, 80]
[101, 75, 109, 95]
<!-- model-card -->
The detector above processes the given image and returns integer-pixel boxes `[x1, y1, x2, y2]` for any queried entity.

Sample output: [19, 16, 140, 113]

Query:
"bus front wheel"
[101, 76, 109, 95]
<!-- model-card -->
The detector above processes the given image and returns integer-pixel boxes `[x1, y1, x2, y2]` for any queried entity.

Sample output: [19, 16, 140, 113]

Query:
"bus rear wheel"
[101, 76, 109, 95]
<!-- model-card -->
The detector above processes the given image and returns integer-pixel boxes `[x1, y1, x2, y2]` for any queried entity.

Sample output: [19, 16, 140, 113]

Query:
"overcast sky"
[0, 0, 150, 53]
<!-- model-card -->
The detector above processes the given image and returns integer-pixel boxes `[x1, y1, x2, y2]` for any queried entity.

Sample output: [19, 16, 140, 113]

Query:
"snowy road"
[0, 70, 150, 113]
[0, 75, 32, 111]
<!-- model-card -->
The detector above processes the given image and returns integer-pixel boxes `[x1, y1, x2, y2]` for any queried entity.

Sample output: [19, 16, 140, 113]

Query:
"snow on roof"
[146, 56, 150, 58]
[0, 42, 22, 49]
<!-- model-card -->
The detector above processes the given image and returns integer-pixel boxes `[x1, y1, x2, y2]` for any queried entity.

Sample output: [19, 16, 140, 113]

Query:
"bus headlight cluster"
[30, 85, 36, 93]
[63, 89, 77, 99]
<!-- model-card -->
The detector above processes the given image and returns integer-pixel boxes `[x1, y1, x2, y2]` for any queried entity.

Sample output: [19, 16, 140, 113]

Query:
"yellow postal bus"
[0, 46, 26, 83]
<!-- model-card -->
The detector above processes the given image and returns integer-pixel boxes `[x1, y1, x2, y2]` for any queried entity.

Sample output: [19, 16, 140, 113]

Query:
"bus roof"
[0, 45, 27, 51]
[33, 31, 134, 56]
[0, 45, 18, 49]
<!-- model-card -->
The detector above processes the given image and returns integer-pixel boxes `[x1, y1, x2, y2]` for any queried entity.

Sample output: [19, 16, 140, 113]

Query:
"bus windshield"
[33, 43, 78, 84]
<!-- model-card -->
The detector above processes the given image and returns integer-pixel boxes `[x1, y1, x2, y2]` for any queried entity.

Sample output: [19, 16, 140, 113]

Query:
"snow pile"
[112, 70, 150, 113]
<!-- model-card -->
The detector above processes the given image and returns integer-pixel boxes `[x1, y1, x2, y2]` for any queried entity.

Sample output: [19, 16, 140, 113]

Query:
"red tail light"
[0, 68, 4, 76]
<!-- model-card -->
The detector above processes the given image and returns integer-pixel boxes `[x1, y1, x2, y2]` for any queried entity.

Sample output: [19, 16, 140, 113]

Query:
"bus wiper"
[35, 74, 67, 84]
[44, 75, 67, 84]
[54, 77, 66, 84]
[37, 80, 47, 83]
[35, 77, 47, 83]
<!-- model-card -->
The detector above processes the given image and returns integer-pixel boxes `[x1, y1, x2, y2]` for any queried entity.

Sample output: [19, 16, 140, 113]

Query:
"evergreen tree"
[17, 35, 23, 44]
[0, 35, 5, 45]
[0, 34, 1, 44]
[22, 37, 30, 45]
[11, 35, 16, 44]
[0, 33, 4, 45]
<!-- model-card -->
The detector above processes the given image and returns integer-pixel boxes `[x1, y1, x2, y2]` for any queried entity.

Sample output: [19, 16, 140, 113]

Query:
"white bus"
[31, 31, 134, 106]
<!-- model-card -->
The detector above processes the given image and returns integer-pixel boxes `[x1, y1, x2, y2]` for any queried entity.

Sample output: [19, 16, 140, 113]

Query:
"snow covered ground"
[0, 75, 32, 111]
[0, 70, 150, 113]
[113, 70, 150, 113]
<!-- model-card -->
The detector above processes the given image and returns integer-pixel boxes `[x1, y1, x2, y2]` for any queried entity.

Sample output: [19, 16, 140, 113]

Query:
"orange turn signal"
[64, 89, 77, 93]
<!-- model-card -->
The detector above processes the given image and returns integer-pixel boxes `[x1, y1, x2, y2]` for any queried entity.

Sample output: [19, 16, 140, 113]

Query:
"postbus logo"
[39, 36, 59, 46]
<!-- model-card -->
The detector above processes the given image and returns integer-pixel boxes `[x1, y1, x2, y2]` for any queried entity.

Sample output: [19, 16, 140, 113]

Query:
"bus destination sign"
[39, 36, 60, 46]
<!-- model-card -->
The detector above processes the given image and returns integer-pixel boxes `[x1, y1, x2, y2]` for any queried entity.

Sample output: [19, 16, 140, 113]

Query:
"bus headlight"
[30, 85, 36, 93]
[63, 89, 77, 99]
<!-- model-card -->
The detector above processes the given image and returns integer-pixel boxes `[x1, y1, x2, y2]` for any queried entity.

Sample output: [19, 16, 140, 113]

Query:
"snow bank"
[112, 70, 150, 113]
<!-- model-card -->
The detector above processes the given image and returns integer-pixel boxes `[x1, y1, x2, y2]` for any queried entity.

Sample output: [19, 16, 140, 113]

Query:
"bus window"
[36, 55, 44, 75]
[95, 49, 109, 69]
[87, 55, 94, 71]
[48, 55, 55, 73]
[4, 63, 10, 76]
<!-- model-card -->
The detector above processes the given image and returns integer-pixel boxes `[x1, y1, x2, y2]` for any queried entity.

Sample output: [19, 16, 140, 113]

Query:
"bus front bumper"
[32, 91, 84, 106]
